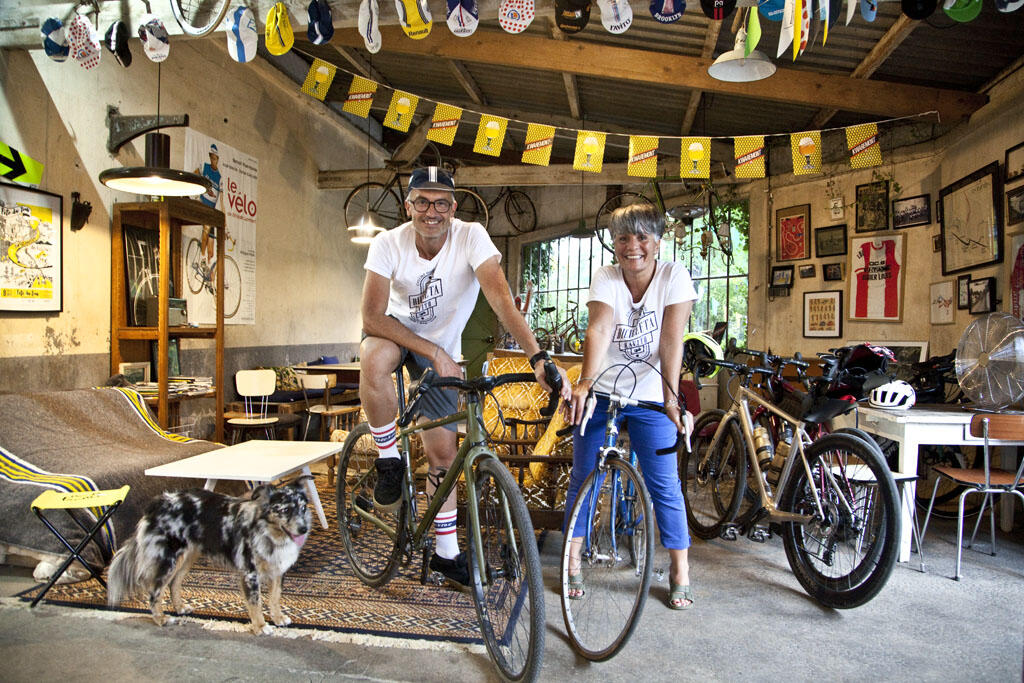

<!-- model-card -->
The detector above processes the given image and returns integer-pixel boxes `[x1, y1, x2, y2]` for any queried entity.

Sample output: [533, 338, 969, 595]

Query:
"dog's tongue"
[290, 532, 308, 548]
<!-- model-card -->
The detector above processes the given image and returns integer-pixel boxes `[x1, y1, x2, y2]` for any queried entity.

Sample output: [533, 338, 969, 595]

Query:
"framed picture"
[0, 182, 63, 312]
[823, 262, 844, 281]
[957, 274, 971, 309]
[1009, 233, 1024, 318]
[799, 264, 816, 278]
[848, 234, 906, 322]
[892, 194, 931, 229]
[850, 340, 928, 382]
[1007, 185, 1024, 227]
[855, 180, 889, 233]
[940, 161, 1002, 275]
[124, 224, 162, 326]
[118, 361, 151, 384]
[968, 277, 996, 314]
[803, 290, 842, 338]
[771, 264, 794, 287]
[150, 338, 181, 379]
[929, 280, 955, 325]
[932, 234, 943, 252]
[1006, 141, 1024, 185]
[775, 204, 811, 261]
[814, 224, 847, 257]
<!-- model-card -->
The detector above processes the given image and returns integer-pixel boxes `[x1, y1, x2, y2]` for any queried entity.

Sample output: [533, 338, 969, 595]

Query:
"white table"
[145, 440, 344, 529]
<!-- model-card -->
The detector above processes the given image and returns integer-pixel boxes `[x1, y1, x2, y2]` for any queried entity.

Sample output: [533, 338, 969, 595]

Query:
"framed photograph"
[799, 264, 816, 278]
[968, 276, 996, 314]
[892, 194, 931, 229]
[823, 262, 844, 281]
[957, 274, 971, 309]
[150, 338, 181, 379]
[775, 204, 811, 261]
[932, 234, 943, 252]
[1007, 185, 1024, 227]
[124, 224, 161, 326]
[940, 161, 1002, 275]
[929, 280, 955, 325]
[0, 182, 63, 312]
[850, 340, 928, 382]
[1006, 141, 1024, 185]
[855, 180, 889, 233]
[1009, 233, 1024, 318]
[771, 264, 795, 287]
[814, 224, 847, 258]
[803, 290, 842, 338]
[118, 361, 151, 384]
[848, 234, 907, 322]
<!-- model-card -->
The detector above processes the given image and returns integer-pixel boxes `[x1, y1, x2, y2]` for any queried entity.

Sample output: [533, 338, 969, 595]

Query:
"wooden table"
[301, 362, 361, 385]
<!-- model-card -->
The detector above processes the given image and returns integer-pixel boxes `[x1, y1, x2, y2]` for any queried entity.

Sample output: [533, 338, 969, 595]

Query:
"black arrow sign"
[0, 145, 27, 181]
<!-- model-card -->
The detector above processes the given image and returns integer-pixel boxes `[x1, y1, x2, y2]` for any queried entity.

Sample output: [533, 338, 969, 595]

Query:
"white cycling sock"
[434, 509, 459, 559]
[370, 421, 400, 459]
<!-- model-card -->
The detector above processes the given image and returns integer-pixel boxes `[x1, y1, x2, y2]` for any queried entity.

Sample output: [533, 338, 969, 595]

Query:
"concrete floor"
[2, 514, 1022, 682]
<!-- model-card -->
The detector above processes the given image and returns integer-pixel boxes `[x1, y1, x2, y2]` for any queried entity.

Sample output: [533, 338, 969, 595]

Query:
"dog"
[107, 477, 312, 634]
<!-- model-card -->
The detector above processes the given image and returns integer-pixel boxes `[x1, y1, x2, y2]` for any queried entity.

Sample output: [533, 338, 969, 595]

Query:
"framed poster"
[855, 181, 889, 233]
[799, 264, 816, 278]
[823, 262, 844, 281]
[929, 280, 954, 325]
[1007, 185, 1024, 227]
[0, 182, 63, 312]
[814, 224, 847, 257]
[892, 194, 931, 229]
[803, 290, 842, 338]
[775, 204, 811, 261]
[770, 264, 794, 287]
[939, 161, 1002, 275]
[1006, 141, 1024, 185]
[968, 276, 996, 314]
[848, 234, 906, 322]
[118, 361, 151, 384]
[1009, 232, 1024, 319]
[957, 274, 971, 310]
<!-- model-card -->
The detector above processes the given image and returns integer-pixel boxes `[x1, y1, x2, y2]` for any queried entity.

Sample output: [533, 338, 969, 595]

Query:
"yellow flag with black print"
[301, 59, 336, 101]
[522, 124, 555, 166]
[681, 137, 710, 179]
[628, 136, 658, 178]
[790, 131, 821, 175]
[474, 115, 508, 156]
[342, 76, 377, 118]
[426, 103, 462, 146]
[846, 123, 882, 168]
[384, 91, 419, 132]
[734, 136, 766, 178]
[574, 131, 606, 173]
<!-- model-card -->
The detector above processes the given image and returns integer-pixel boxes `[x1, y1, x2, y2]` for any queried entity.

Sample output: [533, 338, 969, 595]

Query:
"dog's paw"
[176, 605, 194, 616]
[258, 624, 275, 636]
[272, 615, 292, 627]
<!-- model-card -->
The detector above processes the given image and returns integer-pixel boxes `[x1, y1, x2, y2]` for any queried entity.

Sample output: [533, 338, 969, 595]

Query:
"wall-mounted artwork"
[1006, 185, 1024, 227]
[892, 194, 931, 229]
[803, 290, 842, 338]
[1009, 232, 1024, 319]
[776, 204, 811, 261]
[848, 234, 906, 322]
[0, 182, 63, 312]
[929, 280, 954, 325]
[814, 224, 847, 257]
[823, 262, 844, 281]
[855, 181, 889, 233]
[1005, 141, 1024, 185]
[968, 276, 996, 314]
[957, 274, 971, 310]
[940, 161, 1002, 275]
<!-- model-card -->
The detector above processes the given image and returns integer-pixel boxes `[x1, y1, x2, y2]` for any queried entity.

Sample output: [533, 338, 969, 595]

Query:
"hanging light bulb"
[348, 213, 385, 244]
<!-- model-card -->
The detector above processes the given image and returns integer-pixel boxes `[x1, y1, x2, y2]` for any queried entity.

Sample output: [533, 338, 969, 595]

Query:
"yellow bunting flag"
[473, 115, 508, 156]
[301, 59, 337, 101]
[342, 76, 377, 118]
[574, 131, 606, 173]
[846, 123, 882, 169]
[628, 136, 659, 178]
[384, 91, 419, 132]
[790, 131, 821, 175]
[681, 137, 711, 179]
[734, 136, 766, 178]
[426, 103, 462, 146]
[522, 123, 555, 166]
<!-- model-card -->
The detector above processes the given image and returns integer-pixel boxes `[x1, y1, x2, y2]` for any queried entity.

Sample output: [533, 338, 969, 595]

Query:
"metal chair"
[226, 369, 280, 444]
[921, 413, 1024, 580]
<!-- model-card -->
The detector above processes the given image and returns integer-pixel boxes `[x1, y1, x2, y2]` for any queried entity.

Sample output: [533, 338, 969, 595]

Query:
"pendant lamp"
[348, 114, 386, 244]
[708, 27, 777, 83]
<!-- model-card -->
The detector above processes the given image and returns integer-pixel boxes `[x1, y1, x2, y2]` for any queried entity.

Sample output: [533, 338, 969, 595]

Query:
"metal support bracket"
[106, 106, 190, 154]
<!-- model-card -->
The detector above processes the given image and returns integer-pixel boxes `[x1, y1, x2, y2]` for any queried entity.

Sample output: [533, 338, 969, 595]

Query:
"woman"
[565, 202, 697, 610]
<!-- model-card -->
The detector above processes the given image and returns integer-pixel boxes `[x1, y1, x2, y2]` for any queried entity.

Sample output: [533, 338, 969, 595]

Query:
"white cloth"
[588, 261, 698, 402]
[364, 219, 500, 358]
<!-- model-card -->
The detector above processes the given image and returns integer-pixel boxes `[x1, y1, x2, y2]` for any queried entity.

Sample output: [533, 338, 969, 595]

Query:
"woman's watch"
[529, 350, 551, 367]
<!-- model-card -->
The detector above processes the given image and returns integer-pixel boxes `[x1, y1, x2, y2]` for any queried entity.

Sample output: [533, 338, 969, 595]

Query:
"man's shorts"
[398, 347, 459, 432]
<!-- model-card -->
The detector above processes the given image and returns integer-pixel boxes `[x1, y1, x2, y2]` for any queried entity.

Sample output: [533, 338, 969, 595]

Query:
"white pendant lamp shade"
[708, 28, 777, 83]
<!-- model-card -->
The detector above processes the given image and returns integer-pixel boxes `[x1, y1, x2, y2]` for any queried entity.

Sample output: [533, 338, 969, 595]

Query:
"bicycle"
[336, 366, 562, 682]
[681, 353, 901, 609]
[169, 0, 232, 37]
[531, 301, 584, 354]
[183, 237, 242, 319]
[452, 186, 538, 234]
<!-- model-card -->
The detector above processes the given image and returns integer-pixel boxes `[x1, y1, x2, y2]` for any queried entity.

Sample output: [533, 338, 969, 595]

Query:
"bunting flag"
[426, 103, 462, 146]
[628, 135, 659, 178]
[846, 123, 882, 168]
[734, 136, 766, 178]
[791, 131, 821, 174]
[681, 137, 711, 178]
[746, 8, 761, 56]
[777, 0, 794, 57]
[574, 131, 606, 173]
[474, 114, 508, 156]
[384, 90, 420, 132]
[522, 123, 555, 166]
[342, 75, 377, 117]
[301, 58, 337, 101]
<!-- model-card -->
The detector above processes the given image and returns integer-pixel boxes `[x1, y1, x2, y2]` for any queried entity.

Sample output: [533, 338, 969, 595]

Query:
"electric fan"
[955, 312, 1024, 410]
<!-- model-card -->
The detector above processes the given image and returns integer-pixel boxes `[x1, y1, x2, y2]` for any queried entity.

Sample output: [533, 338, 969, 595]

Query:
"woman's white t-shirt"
[588, 261, 699, 402]
[364, 219, 500, 358]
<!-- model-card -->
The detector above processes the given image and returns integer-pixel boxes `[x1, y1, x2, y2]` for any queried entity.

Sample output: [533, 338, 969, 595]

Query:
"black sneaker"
[373, 458, 405, 508]
[429, 551, 471, 590]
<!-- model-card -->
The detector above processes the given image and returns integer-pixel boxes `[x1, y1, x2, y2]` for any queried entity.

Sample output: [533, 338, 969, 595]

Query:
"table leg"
[204, 478, 217, 491]
[999, 446, 1015, 533]
[302, 465, 328, 529]
[895, 435, 920, 564]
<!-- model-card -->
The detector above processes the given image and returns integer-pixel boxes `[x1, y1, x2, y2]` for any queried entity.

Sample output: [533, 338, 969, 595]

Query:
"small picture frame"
[957, 274, 971, 309]
[892, 194, 931, 229]
[771, 264, 795, 287]
[775, 204, 812, 261]
[932, 234, 943, 252]
[118, 361, 151, 384]
[798, 264, 816, 279]
[814, 224, 848, 258]
[1006, 141, 1024, 185]
[968, 276, 996, 315]
[823, 262, 844, 281]
[803, 290, 842, 338]
[855, 180, 889, 233]
[929, 280, 955, 325]
[1007, 185, 1024, 227]
[150, 338, 181, 379]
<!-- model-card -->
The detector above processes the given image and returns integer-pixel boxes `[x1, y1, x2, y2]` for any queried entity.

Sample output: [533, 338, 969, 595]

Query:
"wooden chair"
[299, 372, 361, 486]
[226, 369, 280, 444]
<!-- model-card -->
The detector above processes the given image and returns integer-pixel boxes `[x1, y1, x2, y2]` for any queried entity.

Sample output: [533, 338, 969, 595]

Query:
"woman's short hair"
[608, 202, 665, 241]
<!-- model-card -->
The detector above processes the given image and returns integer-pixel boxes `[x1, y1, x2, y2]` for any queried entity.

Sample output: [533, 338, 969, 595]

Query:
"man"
[195, 144, 222, 265]
[360, 166, 569, 588]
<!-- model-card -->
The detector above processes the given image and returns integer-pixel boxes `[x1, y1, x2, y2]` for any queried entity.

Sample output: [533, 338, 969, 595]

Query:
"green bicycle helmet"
[682, 332, 724, 379]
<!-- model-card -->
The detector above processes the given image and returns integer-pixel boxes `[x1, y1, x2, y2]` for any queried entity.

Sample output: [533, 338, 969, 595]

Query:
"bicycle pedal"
[746, 525, 771, 543]
[719, 524, 740, 541]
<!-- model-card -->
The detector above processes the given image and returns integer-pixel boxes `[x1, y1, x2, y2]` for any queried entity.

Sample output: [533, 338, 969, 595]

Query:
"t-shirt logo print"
[612, 306, 658, 360]
[409, 270, 443, 324]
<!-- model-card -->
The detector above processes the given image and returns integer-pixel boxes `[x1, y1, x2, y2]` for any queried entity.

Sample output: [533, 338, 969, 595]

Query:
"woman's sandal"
[567, 573, 585, 600]
[669, 584, 694, 610]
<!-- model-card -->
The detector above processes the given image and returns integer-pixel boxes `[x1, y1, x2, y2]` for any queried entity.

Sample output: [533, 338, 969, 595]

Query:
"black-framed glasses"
[410, 197, 453, 213]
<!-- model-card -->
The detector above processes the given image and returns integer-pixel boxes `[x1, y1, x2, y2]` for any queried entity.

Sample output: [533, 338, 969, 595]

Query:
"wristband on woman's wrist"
[665, 397, 680, 409]
[580, 376, 597, 384]
[529, 350, 551, 367]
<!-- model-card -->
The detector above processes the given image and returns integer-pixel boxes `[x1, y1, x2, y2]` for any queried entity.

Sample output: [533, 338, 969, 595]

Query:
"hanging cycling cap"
[358, 0, 382, 53]
[68, 14, 101, 70]
[859, 0, 877, 21]
[757, 0, 784, 20]
[265, 2, 295, 55]
[900, 0, 936, 18]
[828, 0, 844, 25]
[995, 0, 1024, 12]
[450, 0, 481, 36]
[649, 0, 684, 23]
[700, 0, 736, 20]
[943, 0, 981, 21]
[408, 167, 456, 193]
[498, 0, 533, 34]
[555, 0, 591, 33]
[210, 144, 219, 155]
[394, 0, 433, 39]
[597, 0, 633, 33]
[226, 6, 258, 63]
[682, 332, 724, 379]
[103, 21, 132, 67]
[307, 0, 334, 44]
[40, 18, 70, 62]
[137, 13, 170, 62]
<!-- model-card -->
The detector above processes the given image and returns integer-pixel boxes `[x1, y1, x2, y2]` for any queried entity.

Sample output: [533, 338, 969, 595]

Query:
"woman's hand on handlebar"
[664, 397, 683, 434]
[565, 377, 593, 426]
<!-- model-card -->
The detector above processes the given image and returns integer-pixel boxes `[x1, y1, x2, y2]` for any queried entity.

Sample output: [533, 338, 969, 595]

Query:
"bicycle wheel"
[594, 192, 651, 254]
[504, 190, 537, 234]
[184, 238, 204, 294]
[344, 182, 406, 230]
[131, 273, 159, 327]
[680, 410, 747, 539]
[561, 457, 654, 661]
[564, 329, 583, 355]
[336, 423, 409, 587]
[220, 255, 242, 319]
[169, 0, 231, 36]
[468, 457, 544, 683]
[779, 433, 899, 609]
[453, 188, 489, 229]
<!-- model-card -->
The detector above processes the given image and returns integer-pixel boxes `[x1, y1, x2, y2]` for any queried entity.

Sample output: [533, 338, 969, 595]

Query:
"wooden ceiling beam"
[549, 20, 582, 121]
[448, 60, 487, 106]
[680, 18, 722, 136]
[328, 45, 390, 85]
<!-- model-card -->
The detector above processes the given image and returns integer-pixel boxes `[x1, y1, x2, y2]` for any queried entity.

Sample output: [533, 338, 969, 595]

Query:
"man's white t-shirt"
[589, 261, 698, 402]
[364, 219, 500, 358]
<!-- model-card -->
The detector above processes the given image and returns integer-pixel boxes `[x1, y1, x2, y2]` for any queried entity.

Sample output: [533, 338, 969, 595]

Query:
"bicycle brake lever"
[579, 392, 596, 437]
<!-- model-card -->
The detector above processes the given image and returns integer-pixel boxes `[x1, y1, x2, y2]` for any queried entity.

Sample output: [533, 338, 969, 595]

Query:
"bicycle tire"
[184, 238, 204, 295]
[561, 457, 654, 662]
[344, 182, 406, 231]
[132, 273, 159, 327]
[453, 188, 489, 229]
[504, 190, 537, 234]
[169, 0, 231, 37]
[779, 433, 899, 609]
[563, 329, 583, 355]
[680, 410, 747, 539]
[594, 192, 651, 254]
[468, 457, 544, 683]
[336, 423, 409, 587]
[220, 255, 242, 319]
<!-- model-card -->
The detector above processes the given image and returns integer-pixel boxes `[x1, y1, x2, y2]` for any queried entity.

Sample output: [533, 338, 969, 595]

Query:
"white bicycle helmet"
[869, 380, 916, 409]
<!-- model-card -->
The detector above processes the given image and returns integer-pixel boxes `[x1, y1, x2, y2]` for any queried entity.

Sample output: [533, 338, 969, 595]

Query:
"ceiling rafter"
[549, 19, 582, 120]
[328, 45, 390, 85]
[680, 17, 723, 136]
[447, 60, 487, 105]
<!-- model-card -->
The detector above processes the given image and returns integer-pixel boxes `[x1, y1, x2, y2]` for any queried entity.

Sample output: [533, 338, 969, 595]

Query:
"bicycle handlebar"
[555, 389, 682, 455]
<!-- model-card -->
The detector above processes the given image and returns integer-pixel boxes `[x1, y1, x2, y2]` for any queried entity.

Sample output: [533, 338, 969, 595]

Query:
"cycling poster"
[0, 183, 62, 312]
